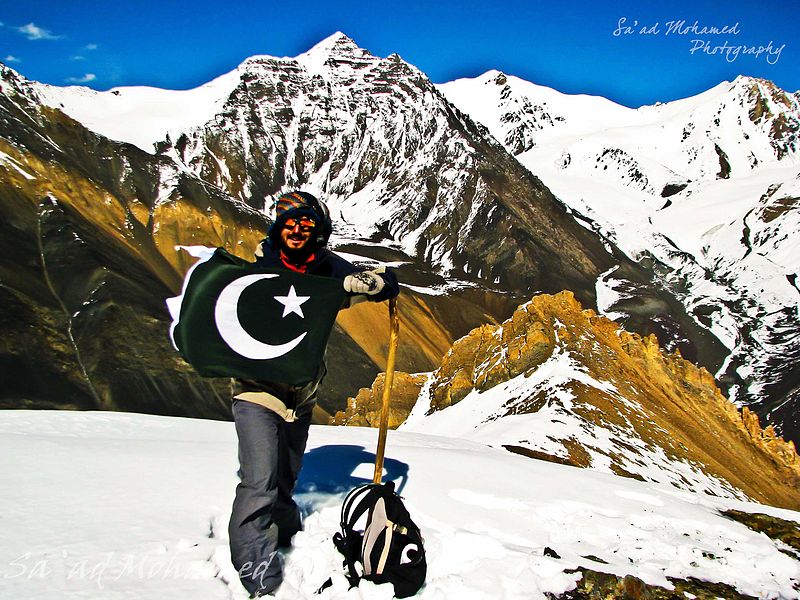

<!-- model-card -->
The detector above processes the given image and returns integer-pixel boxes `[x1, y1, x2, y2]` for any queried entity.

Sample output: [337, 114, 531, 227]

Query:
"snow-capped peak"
[300, 31, 358, 58]
[437, 71, 636, 155]
[22, 32, 383, 154]
[295, 31, 375, 77]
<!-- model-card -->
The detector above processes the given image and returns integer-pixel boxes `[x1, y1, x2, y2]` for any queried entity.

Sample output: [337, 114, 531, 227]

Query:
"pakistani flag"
[167, 247, 346, 385]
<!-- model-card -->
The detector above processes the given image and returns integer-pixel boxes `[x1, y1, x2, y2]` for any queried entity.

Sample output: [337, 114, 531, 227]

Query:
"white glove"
[343, 270, 385, 295]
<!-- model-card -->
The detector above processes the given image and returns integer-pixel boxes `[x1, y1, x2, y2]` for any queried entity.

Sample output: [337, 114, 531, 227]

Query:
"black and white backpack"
[332, 481, 426, 598]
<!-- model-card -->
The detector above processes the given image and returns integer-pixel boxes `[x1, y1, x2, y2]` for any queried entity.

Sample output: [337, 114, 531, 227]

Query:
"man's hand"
[343, 270, 385, 295]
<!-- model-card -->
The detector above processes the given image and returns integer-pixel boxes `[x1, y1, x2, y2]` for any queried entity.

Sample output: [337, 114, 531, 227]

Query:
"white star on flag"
[274, 285, 310, 318]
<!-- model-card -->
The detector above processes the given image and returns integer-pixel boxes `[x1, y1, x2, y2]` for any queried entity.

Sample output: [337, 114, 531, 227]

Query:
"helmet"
[267, 191, 332, 253]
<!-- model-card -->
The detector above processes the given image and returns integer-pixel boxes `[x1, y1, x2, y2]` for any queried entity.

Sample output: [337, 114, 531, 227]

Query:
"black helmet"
[267, 190, 332, 253]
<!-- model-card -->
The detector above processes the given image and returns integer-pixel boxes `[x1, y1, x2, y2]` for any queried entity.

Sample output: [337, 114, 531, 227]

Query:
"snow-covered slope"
[401, 344, 747, 500]
[1, 411, 799, 599]
[440, 72, 800, 183]
[35, 70, 241, 154]
[439, 72, 800, 433]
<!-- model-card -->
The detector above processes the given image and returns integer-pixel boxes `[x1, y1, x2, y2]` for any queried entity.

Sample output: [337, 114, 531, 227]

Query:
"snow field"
[1, 411, 799, 599]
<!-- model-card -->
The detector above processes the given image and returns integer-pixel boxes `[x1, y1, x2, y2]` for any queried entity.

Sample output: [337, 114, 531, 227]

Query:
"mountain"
[36, 33, 619, 297]
[439, 71, 800, 442]
[333, 291, 800, 511]
[1, 56, 430, 419]
[2, 410, 800, 599]
[0, 63, 269, 418]
[0, 33, 674, 421]
[1, 33, 796, 444]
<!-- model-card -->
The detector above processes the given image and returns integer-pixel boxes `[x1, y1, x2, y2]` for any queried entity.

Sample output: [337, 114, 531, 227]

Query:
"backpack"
[332, 481, 426, 598]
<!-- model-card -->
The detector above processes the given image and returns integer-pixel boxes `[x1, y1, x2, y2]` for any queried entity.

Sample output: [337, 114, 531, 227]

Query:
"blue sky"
[1, 1, 797, 107]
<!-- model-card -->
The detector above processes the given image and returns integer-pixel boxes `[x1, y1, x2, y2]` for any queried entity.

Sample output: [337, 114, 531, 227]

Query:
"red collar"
[280, 250, 316, 273]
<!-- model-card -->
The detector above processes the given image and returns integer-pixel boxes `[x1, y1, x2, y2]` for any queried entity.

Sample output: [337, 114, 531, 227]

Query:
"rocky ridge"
[336, 291, 800, 510]
[439, 71, 800, 444]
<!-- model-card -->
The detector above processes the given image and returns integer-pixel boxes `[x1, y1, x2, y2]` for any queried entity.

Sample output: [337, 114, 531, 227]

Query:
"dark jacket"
[232, 240, 399, 420]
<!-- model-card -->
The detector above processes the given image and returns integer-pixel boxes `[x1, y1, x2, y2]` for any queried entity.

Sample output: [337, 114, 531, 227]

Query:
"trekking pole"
[373, 296, 400, 484]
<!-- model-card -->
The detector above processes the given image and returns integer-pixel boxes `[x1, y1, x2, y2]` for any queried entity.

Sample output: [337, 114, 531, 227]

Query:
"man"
[228, 190, 399, 597]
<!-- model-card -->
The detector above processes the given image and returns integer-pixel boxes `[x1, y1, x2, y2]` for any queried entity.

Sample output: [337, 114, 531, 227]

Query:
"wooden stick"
[373, 297, 400, 484]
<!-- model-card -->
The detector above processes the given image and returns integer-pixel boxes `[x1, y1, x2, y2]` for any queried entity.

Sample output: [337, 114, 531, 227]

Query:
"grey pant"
[228, 399, 311, 596]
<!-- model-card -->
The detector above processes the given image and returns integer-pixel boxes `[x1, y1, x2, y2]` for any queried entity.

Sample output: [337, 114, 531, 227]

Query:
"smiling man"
[228, 190, 399, 598]
[280, 215, 316, 253]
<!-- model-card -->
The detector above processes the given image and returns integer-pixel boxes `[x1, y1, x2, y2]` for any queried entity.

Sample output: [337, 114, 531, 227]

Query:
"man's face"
[280, 217, 316, 251]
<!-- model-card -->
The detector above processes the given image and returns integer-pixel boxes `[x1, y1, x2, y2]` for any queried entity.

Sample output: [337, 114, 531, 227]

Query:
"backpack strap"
[339, 484, 375, 529]
[333, 482, 397, 588]
[341, 483, 392, 533]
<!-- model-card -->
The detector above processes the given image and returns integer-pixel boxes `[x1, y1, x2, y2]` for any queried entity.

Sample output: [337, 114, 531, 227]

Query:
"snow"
[2, 410, 799, 600]
[439, 70, 800, 405]
[595, 266, 627, 321]
[295, 32, 350, 77]
[35, 69, 242, 154]
[402, 345, 744, 500]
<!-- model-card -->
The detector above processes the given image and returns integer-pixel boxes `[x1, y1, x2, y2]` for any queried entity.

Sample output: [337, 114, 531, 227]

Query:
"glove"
[343, 270, 385, 295]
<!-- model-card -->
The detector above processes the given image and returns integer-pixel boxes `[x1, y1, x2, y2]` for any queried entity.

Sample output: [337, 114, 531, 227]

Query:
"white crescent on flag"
[214, 274, 307, 360]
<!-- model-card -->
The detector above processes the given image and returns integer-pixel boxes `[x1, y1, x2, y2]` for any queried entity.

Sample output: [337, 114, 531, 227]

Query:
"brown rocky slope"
[333, 291, 800, 511]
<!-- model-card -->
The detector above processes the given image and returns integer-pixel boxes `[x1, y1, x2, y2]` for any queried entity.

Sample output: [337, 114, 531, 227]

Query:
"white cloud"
[85, 43, 98, 51]
[4, 55, 21, 63]
[66, 73, 96, 84]
[71, 55, 86, 61]
[17, 22, 61, 41]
